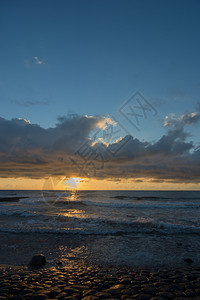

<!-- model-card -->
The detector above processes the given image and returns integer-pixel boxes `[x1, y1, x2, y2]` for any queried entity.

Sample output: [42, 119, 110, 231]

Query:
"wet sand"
[0, 232, 200, 268]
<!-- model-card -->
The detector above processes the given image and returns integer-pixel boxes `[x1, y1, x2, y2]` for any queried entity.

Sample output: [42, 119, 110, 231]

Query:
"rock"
[57, 293, 73, 299]
[121, 288, 137, 295]
[133, 294, 152, 300]
[156, 292, 174, 299]
[95, 292, 111, 298]
[63, 287, 79, 295]
[101, 282, 110, 289]
[107, 284, 125, 295]
[7, 296, 24, 300]
[47, 290, 61, 297]
[21, 289, 33, 295]
[29, 254, 46, 267]
[10, 288, 21, 294]
[195, 288, 200, 296]
[30, 294, 48, 300]
[121, 296, 133, 300]
[185, 274, 197, 280]
[61, 297, 77, 300]
[82, 296, 99, 300]
[175, 291, 187, 297]
[83, 289, 98, 297]
[184, 289, 196, 297]
[141, 287, 157, 295]
[184, 258, 193, 263]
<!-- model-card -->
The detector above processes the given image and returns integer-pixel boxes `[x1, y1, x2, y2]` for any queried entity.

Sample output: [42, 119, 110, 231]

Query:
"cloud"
[164, 111, 200, 128]
[0, 113, 199, 183]
[33, 56, 44, 65]
[11, 99, 49, 107]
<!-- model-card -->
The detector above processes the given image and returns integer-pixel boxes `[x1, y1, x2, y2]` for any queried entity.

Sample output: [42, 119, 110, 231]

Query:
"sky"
[0, 0, 200, 190]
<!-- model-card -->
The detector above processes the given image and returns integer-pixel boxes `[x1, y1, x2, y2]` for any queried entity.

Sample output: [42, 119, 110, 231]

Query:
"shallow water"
[0, 190, 200, 268]
[0, 190, 200, 235]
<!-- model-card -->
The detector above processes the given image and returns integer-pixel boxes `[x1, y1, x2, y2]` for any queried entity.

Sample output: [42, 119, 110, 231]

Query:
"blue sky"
[0, 0, 200, 189]
[1, 0, 200, 132]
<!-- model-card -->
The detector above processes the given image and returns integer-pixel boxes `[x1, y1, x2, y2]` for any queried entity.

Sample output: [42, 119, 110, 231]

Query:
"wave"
[111, 195, 200, 201]
[0, 210, 43, 218]
[19, 197, 85, 206]
[83, 200, 200, 209]
[0, 215, 200, 235]
[111, 195, 163, 200]
[41, 192, 70, 198]
[17, 196, 200, 209]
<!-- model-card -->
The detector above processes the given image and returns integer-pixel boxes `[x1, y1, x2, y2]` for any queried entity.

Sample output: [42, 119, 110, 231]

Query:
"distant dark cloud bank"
[0, 110, 200, 183]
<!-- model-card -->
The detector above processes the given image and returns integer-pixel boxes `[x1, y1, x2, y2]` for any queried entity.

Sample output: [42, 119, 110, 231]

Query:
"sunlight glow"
[64, 177, 82, 189]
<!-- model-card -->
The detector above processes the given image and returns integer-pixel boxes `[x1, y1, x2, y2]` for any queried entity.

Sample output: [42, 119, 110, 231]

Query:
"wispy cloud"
[33, 56, 44, 65]
[10, 99, 50, 107]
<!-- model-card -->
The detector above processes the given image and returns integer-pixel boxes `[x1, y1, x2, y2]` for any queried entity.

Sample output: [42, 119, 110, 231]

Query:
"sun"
[64, 177, 82, 189]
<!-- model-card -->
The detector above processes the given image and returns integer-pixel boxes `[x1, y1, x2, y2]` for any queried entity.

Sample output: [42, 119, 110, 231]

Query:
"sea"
[0, 190, 200, 268]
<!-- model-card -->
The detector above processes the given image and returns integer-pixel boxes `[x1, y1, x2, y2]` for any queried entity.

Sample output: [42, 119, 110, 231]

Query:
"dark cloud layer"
[0, 113, 199, 183]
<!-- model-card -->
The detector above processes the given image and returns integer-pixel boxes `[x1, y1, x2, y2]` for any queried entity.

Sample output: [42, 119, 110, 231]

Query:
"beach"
[1, 232, 200, 299]
[0, 190, 200, 298]
[1, 262, 200, 300]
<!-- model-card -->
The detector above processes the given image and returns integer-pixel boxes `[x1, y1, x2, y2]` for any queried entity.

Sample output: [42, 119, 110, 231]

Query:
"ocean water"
[0, 190, 200, 235]
[1, 190, 200, 267]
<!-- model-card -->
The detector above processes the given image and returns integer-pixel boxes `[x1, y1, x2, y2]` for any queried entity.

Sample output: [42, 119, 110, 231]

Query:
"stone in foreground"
[29, 254, 46, 267]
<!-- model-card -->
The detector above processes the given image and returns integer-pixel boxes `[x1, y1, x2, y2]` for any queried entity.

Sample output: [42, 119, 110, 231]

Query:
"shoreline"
[1, 231, 200, 269]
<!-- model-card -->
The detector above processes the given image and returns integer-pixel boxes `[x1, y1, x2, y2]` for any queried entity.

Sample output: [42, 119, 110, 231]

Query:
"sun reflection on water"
[67, 191, 78, 202]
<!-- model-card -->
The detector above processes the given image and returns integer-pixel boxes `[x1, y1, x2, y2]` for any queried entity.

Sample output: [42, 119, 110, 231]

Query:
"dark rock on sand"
[29, 254, 46, 267]
[184, 258, 193, 263]
[177, 242, 182, 246]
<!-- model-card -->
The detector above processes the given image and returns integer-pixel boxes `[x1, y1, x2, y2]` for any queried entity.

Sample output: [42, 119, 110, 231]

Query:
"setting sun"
[64, 177, 82, 189]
